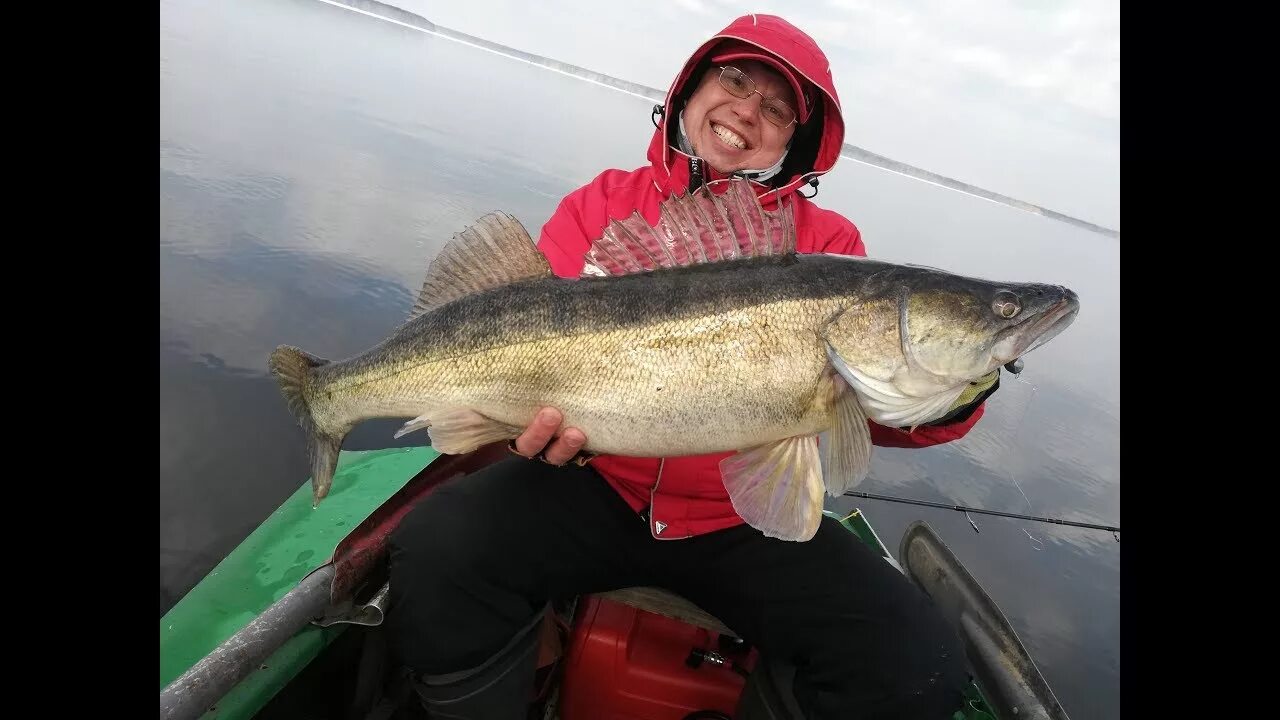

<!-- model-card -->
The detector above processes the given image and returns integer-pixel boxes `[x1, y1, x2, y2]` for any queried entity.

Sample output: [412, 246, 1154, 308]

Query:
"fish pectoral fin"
[822, 384, 873, 496]
[421, 408, 523, 455]
[719, 436, 825, 542]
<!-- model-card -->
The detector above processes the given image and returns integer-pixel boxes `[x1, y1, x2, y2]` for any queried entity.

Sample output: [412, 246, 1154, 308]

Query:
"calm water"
[160, 0, 1119, 717]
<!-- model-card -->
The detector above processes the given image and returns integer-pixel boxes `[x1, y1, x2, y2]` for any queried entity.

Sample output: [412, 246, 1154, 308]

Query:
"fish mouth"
[994, 291, 1080, 363]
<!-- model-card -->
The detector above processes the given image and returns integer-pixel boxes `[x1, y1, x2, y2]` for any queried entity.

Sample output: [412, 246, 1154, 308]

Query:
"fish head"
[901, 277, 1080, 383]
[825, 267, 1080, 427]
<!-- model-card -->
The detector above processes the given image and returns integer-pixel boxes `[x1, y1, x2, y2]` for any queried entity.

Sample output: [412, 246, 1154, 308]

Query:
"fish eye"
[993, 291, 1021, 319]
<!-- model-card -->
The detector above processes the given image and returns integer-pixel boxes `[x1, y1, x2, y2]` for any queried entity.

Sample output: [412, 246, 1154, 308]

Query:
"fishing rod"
[841, 490, 1120, 535]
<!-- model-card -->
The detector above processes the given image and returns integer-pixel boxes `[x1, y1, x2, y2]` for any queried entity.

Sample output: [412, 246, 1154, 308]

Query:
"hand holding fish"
[510, 407, 587, 465]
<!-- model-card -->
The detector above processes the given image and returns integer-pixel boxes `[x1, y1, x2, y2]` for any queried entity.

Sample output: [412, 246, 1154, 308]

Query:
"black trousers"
[386, 457, 972, 719]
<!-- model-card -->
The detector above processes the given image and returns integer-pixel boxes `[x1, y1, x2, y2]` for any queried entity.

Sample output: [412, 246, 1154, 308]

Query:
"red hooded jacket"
[535, 15, 986, 540]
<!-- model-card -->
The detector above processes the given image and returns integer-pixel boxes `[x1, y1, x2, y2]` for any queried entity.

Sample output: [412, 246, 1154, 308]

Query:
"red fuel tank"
[557, 596, 757, 720]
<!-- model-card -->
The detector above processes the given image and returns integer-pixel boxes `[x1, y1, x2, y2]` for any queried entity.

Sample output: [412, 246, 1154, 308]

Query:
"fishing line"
[1003, 369, 1044, 548]
[840, 490, 1120, 533]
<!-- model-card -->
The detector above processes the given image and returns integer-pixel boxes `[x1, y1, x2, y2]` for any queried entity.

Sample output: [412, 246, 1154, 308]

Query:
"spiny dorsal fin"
[409, 212, 553, 321]
[581, 178, 796, 278]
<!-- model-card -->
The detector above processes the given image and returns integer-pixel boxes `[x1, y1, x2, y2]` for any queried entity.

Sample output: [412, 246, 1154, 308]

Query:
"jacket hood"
[647, 14, 846, 204]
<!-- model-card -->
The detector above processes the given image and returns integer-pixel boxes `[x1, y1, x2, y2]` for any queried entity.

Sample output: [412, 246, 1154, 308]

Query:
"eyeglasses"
[716, 66, 799, 129]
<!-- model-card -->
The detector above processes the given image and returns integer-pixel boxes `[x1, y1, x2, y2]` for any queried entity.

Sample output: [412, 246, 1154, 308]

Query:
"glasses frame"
[716, 65, 800, 129]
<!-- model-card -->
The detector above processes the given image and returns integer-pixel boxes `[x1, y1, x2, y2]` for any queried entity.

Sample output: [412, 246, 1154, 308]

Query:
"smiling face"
[682, 61, 799, 174]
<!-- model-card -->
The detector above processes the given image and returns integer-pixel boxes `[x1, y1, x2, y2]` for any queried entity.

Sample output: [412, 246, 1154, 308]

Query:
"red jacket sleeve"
[815, 211, 987, 449]
[536, 188, 592, 278]
[817, 220, 866, 257]
[535, 170, 626, 279]
[868, 404, 986, 447]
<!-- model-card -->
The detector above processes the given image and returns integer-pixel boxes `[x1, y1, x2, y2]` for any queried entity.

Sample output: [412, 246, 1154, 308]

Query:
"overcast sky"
[394, 0, 1119, 231]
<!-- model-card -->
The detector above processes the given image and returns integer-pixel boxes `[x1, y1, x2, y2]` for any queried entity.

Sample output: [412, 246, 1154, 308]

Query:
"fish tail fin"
[269, 345, 346, 507]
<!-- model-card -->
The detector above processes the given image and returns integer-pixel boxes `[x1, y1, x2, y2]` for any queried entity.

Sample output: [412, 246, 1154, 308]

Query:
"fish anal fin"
[421, 408, 523, 455]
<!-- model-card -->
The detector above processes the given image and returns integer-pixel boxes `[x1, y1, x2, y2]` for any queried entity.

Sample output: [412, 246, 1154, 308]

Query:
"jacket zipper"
[645, 458, 690, 540]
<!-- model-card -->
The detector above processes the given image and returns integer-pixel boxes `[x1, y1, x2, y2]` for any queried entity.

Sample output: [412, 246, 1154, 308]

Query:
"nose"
[730, 93, 764, 124]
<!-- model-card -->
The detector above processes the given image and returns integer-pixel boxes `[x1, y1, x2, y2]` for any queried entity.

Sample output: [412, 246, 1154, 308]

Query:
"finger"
[541, 428, 586, 465]
[514, 407, 562, 457]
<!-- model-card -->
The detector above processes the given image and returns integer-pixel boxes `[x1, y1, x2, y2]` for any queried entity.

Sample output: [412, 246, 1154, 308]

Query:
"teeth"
[712, 123, 746, 150]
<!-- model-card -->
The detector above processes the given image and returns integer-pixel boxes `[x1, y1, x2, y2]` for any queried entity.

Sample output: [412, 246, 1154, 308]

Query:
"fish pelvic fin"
[268, 345, 348, 507]
[719, 435, 825, 542]
[581, 177, 797, 278]
[408, 212, 553, 322]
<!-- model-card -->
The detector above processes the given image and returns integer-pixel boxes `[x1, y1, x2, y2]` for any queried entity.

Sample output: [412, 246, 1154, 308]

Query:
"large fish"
[269, 180, 1079, 541]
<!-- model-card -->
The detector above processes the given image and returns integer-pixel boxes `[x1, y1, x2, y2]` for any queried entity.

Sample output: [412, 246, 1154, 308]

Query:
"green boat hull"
[160, 447, 440, 719]
[160, 446, 1063, 720]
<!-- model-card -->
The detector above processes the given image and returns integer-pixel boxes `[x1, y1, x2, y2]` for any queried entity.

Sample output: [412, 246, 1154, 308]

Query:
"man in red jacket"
[388, 14, 997, 719]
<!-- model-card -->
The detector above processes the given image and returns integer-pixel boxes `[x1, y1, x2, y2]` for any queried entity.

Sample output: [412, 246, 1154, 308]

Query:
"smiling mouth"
[711, 122, 747, 150]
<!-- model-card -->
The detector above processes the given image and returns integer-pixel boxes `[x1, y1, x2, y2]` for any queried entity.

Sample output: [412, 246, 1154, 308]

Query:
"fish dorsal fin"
[409, 212, 553, 321]
[581, 178, 796, 278]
